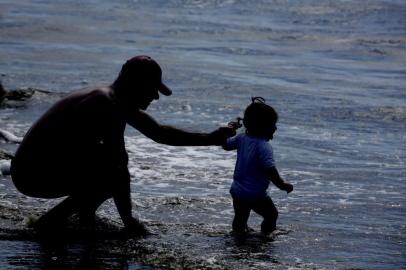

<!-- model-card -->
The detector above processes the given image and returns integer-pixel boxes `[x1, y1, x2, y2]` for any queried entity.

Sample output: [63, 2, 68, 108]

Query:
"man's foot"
[31, 197, 76, 233]
[124, 218, 151, 237]
[32, 213, 65, 229]
[78, 212, 96, 231]
[31, 215, 68, 238]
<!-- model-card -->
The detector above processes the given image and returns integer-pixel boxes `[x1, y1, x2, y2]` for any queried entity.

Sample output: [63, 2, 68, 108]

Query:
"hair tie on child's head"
[251, 96, 266, 104]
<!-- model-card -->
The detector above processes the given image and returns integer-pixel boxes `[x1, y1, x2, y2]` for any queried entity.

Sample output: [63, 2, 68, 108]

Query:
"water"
[1, 0, 405, 269]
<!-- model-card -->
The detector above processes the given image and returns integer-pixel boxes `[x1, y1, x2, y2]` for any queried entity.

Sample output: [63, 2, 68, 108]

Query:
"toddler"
[223, 97, 293, 235]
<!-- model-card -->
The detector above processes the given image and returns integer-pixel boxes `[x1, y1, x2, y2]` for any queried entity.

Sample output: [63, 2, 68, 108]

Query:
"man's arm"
[127, 110, 235, 146]
[112, 168, 149, 235]
[112, 169, 133, 225]
[267, 167, 293, 193]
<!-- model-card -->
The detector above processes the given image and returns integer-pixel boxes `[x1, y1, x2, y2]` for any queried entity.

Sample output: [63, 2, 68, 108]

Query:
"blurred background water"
[0, 0, 405, 269]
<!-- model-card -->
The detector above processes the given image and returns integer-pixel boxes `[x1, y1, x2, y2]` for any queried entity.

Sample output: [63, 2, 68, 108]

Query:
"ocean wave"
[319, 105, 406, 123]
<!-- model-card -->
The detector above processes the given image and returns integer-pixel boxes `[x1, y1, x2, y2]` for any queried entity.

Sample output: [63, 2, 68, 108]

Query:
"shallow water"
[1, 0, 405, 269]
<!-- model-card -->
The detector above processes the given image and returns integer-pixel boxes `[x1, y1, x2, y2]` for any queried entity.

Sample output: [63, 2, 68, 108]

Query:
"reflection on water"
[0, 239, 153, 270]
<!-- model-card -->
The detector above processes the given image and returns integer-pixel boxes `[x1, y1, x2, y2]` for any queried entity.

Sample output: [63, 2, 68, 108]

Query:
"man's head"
[113, 56, 172, 110]
[243, 97, 278, 140]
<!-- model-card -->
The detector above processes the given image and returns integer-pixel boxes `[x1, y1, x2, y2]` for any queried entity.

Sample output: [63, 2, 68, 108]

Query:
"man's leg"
[34, 192, 112, 231]
[75, 192, 112, 228]
[252, 196, 278, 234]
[33, 196, 78, 230]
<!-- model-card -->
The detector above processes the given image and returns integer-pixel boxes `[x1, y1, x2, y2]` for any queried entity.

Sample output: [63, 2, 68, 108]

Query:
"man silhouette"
[11, 56, 235, 235]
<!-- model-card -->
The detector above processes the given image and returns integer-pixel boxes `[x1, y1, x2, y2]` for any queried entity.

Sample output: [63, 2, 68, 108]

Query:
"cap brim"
[158, 83, 172, 96]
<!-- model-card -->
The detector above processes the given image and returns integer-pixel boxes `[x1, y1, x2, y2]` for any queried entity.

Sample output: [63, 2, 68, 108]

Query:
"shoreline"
[0, 198, 291, 270]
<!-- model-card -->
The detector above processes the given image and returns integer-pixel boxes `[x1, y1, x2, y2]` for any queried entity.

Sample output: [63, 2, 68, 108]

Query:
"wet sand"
[0, 186, 290, 270]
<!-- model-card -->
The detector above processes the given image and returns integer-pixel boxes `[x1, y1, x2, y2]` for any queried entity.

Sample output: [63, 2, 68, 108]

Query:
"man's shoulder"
[70, 87, 115, 106]
[84, 87, 113, 101]
[54, 87, 117, 116]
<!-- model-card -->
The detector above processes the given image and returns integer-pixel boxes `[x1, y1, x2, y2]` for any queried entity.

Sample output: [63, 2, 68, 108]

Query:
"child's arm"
[267, 167, 293, 193]
[222, 135, 239, 151]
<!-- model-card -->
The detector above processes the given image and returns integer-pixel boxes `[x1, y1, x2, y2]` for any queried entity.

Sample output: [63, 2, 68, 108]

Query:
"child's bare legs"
[232, 197, 251, 234]
[252, 196, 278, 234]
[232, 196, 278, 235]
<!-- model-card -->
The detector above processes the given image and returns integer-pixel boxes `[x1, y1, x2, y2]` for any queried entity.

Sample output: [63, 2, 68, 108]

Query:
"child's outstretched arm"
[267, 167, 293, 193]
[222, 118, 242, 150]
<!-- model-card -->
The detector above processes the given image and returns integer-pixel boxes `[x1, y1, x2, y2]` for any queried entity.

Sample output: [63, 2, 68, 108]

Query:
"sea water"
[0, 0, 405, 269]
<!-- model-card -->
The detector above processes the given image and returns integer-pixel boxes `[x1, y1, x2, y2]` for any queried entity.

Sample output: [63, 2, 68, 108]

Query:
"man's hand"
[283, 182, 294, 193]
[227, 117, 243, 130]
[210, 127, 236, 145]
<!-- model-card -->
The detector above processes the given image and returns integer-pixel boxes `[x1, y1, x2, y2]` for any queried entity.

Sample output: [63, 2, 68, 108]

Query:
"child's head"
[243, 97, 278, 140]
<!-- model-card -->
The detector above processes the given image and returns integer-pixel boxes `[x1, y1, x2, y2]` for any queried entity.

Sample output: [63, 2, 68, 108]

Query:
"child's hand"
[211, 127, 236, 145]
[284, 182, 293, 193]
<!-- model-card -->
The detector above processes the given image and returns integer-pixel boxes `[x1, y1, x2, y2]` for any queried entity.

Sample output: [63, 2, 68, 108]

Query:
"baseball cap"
[120, 55, 172, 96]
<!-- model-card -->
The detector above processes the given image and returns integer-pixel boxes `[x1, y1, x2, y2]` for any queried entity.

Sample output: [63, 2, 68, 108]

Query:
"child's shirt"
[224, 133, 275, 199]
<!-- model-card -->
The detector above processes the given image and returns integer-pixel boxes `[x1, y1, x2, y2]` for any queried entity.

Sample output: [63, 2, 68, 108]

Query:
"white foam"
[125, 135, 236, 196]
[286, 170, 321, 177]
[0, 160, 11, 176]
[0, 129, 23, 143]
[338, 198, 352, 205]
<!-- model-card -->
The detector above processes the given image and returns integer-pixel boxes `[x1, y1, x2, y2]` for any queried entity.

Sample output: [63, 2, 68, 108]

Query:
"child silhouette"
[223, 97, 293, 236]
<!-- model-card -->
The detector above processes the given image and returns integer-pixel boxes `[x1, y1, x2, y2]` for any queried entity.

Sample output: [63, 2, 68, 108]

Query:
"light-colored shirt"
[224, 133, 275, 199]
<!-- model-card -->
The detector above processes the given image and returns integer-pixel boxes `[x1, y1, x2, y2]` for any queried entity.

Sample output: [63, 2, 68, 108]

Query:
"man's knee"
[11, 171, 65, 198]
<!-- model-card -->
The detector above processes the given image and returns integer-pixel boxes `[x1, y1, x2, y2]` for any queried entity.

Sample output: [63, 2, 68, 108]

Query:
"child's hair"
[243, 97, 278, 136]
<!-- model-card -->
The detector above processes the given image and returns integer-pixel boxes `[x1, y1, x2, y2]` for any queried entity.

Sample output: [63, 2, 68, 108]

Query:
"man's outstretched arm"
[127, 110, 235, 146]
